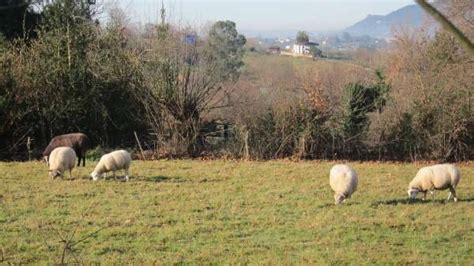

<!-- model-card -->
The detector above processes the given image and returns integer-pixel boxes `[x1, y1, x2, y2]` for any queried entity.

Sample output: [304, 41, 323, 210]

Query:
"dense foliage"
[0, 0, 146, 158]
[0, 0, 472, 161]
[0, 0, 41, 41]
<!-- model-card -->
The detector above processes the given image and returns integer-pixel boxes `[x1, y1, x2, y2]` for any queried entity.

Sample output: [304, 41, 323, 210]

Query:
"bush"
[86, 145, 106, 161]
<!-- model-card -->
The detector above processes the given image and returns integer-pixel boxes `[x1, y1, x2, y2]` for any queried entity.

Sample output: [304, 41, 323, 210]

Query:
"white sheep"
[329, 164, 358, 205]
[408, 164, 461, 202]
[48, 147, 77, 180]
[90, 150, 131, 181]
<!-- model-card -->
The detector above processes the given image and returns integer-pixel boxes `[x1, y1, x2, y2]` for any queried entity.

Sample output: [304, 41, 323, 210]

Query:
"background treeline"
[0, 0, 472, 161]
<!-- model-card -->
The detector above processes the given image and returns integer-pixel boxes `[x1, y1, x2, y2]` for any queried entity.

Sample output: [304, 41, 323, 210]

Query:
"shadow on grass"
[371, 198, 416, 206]
[458, 197, 474, 202]
[315, 203, 334, 209]
[73, 175, 128, 182]
[57, 175, 222, 183]
[50, 176, 87, 182]
[315, 201, 360, 209]
[146, 175, 188, 183]
[144, 175, 222, 183]
[77, 175, 92, 181]
[371, 197, 474, 207]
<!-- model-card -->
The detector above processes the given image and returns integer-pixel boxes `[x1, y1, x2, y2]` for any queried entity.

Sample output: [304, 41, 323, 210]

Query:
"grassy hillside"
[0, 160, 473, 264]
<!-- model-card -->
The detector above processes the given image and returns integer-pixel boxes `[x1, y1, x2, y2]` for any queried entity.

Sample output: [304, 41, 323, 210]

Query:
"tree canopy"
[205, 20, 246, 82]
[296, 31, 309, 44]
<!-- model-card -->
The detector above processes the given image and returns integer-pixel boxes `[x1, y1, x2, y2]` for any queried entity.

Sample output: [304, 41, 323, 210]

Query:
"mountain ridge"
[344, 4, 426, 38]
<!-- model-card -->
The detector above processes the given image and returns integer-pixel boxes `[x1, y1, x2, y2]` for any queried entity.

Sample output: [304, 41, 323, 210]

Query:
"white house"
[293, 41, 319, 55]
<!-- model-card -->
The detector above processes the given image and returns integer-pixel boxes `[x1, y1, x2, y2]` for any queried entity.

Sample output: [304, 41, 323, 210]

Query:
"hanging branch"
[415, 0, 474, 56]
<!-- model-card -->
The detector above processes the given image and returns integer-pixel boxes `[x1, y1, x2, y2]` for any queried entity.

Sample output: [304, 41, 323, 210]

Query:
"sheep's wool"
[48, 147, 77, 178]
[329, 164, 358, 204]
[91, 150, 131, 181]
[408, 164, 461, 201]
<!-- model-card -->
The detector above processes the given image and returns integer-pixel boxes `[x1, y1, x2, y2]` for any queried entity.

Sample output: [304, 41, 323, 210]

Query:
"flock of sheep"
[43, 133, 463, 204]
[44, 133, 131, 182]
[329, 163, 461, 204]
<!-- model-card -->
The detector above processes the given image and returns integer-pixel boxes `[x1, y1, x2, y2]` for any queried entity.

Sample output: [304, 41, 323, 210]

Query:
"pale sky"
[108, 0, 415, 33]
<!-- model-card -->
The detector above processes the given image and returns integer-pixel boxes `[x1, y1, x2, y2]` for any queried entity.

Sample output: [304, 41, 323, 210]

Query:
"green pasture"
[0, 160, 472, 264]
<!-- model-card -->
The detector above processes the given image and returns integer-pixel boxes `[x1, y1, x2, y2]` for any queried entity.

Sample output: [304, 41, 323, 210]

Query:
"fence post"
[298, 135, 306, 159]
[243, 128, 249, 161]
[27, 137, 32, 161]
[134, 131, 146, 160]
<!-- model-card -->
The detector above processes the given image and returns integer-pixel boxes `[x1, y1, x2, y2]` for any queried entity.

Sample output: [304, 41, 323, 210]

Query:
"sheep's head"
[49, 170, 62, 179]
[334, 193, 345, 205]
[407, 188, 419, 199]
[90, 171, 100, 181]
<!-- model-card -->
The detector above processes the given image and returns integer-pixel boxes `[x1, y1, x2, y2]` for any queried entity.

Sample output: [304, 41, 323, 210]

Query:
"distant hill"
[344, 4, 426, 38]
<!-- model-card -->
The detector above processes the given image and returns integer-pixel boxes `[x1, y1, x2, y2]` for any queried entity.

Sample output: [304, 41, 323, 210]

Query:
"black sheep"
[43, 133, 91, 167]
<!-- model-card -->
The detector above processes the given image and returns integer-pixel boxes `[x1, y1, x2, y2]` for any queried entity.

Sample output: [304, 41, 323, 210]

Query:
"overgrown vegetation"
[0, 0, 472, 161]
[0, 0, 147, 157]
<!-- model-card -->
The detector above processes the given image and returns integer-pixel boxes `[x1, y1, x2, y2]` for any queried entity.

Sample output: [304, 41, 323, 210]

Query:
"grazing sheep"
[408, 164, 461, 202]
[329, 164, 358, 205]
[43, 133, 91, 167]
[48, 147, 77, 180]
[91, 150, 131, 181]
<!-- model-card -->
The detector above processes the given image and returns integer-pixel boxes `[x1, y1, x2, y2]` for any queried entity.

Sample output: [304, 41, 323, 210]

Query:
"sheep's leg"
[82, 153, 86, 167]
[430, 190, 435, 201]
[113, 171, 117, 180]
[422, 191, 427, 201]
[447, 186, 458, 202]
[69, 169, 73, 180]
[124, 168, 129, 182]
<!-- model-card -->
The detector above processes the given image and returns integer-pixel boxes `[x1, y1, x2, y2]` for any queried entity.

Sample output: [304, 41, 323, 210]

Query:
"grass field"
[0, 160, 473, 264]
